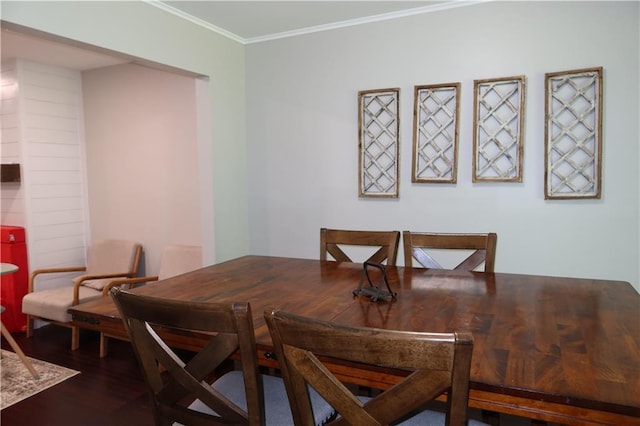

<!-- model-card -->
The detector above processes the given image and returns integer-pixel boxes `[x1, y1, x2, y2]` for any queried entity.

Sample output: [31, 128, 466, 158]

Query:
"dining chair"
[320, 228, 401, 266]
[111, 289, 335, 426]
[22, 239, 142, 350]
[265, 308, 488, 426]
[403, 231, 497, 272]
[98, 244, 203, 358]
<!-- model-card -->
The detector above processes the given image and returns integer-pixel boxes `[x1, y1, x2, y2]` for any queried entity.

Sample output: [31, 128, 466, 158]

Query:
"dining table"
[68, 255, 640, 425]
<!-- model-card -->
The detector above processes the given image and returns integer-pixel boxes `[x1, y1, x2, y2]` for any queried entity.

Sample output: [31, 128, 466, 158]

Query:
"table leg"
[1, 320, 40, 379]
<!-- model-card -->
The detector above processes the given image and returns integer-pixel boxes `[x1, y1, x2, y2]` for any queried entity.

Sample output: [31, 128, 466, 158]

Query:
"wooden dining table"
[69, 255, 640, 425]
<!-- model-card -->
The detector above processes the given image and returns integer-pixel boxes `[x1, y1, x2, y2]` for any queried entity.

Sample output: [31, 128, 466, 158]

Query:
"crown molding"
[146, 0, 491, 46]
[144, 0, 246, 44]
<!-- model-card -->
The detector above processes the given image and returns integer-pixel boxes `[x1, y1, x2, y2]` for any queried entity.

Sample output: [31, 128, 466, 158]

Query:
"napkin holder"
[352, 261, 397, 302]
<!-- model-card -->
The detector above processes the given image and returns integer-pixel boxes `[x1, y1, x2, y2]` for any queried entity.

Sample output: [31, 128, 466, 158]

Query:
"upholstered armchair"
[99, 244, 202, 357]
[22, 239, 142, 350]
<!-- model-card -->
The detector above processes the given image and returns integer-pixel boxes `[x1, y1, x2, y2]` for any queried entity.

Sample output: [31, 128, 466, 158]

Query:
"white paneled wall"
[1, 60, 25, 225]
[1, 59, 89, 292]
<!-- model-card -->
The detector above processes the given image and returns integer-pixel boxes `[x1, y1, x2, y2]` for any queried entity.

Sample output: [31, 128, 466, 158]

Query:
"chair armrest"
[74, 272, 137, 285]
[101, 276, 159, 296]
[28, 266, 87, 293]
[72, 272, 138, 305]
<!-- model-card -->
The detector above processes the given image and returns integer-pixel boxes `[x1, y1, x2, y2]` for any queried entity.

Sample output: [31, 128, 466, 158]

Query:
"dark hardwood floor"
[1, 325, 154, 426]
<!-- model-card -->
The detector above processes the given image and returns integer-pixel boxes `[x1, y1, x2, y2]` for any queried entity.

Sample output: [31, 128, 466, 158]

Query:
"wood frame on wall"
[358, 88, 400, 198]
[412, 83, 460, 183]
[544, 67, 603, 200]
[472, 75, 526, 182]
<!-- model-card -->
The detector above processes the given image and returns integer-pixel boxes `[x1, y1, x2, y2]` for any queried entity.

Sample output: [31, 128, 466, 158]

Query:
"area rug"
[1, 349, 80, 409]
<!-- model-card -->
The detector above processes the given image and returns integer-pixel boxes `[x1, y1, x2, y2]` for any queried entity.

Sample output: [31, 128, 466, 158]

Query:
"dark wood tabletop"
[69, 255, 640, 425]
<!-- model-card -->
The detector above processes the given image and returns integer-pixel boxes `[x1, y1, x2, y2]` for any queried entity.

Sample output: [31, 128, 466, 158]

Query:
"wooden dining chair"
[320, 228, 401, 266]
[111, 289, 334, 426]
[403, 232, 497, 272]
[265, 308, 487, 426]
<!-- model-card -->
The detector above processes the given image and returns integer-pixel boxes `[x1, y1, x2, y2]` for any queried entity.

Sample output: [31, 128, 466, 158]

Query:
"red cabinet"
[1, 225, 29, 332]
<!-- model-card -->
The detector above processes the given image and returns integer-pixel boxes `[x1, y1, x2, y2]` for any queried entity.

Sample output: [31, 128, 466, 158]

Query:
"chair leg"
[100, 333, 108, 358]
[26, 315, 34, 338]
[71, 326, 80, 350]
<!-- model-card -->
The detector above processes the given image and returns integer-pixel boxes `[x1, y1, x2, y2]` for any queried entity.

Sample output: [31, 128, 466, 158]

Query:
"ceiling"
[160, 1, 451, 42]
[1, 1, 468, 70]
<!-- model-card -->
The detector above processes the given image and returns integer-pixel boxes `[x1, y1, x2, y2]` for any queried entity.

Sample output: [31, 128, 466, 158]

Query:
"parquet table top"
[70, 255, 640, 425]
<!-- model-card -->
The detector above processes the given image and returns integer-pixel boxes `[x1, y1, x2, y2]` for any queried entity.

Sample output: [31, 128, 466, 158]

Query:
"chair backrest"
[265, 308, 474, 426]
[403, 231, 497, 272]
[157, 245, 202, 280]
[111, 289, 265, 426]
[86, 239, 142, 275]
[320, 228, 400, 266]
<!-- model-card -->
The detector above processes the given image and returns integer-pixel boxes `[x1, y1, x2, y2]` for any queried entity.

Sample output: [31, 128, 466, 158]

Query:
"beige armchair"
[99, 244, 202, 357]
[22, 239, 142, 350]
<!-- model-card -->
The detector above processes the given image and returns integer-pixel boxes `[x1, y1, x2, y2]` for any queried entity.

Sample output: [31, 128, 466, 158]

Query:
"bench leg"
[71, 326, 79, 350]
[100, 333, 109, 358]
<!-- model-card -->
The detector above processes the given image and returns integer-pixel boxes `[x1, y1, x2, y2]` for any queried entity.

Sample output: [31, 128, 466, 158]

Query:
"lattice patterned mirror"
[473, 76, 526, 182]
[545, 67, 603, 200]
[358, 88, 400, 198]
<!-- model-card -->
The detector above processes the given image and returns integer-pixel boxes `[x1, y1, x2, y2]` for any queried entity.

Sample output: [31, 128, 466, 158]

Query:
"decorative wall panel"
[358, 88, 399, 198]
[545, 67, 603, 199]
[412, 83, 460, 183]
[473, 76, 526, 182]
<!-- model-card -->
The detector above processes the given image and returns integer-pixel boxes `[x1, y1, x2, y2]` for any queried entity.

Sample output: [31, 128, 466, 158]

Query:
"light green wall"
[245, 1, 640, 290]
[1, 0, 249, 263]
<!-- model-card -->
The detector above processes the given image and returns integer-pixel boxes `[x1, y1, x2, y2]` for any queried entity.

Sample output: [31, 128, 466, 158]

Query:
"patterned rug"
[1, 349, 80, 409]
